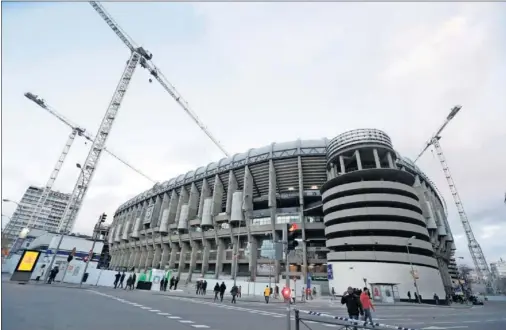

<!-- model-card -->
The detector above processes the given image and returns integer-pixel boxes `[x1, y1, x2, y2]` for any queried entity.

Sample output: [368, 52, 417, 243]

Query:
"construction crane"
[44, 51, 143, 283]
[89, 1, 230, 157]
[24, 92, 156, 184]
[414, 105, 494, 293]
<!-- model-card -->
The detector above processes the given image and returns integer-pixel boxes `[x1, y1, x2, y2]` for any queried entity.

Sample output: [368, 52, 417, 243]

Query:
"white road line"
[141, 306, 152, 310]
[323, 325, 337, 328]
[158, 312, 170, 316]
[179, 320, 195, 324]
[150, 309, 161, 312]
[191, 325, 210, 328]
[168, 316, 181, 319]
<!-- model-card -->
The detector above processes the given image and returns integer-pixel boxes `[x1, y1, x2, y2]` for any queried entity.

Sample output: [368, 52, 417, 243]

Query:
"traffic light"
[287, 223, 299, 251]
[99, 213, 107, 222]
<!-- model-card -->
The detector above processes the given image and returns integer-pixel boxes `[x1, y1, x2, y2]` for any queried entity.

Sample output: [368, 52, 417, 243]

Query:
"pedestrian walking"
[163, 276, 168, 291]
[174, 276, 180, 290]
[219, 282, 226, 302]
[407, 291, 412, 302]
[360, 287, 375, 324]
[231, 285, 238, 304]
[264, 285, 271, 304]
[113, 271, 121, 289]
[238, 285, 241, 298]
[169, 277, 175, 290]
[160, 277, 165, 291]
[202, 280, 208, 295]
[119, 272, 126, 289]
[434, 293, 440, 305]
[341, 286, 364, 330]
[196, 280, 202, 295]
[213, 282, 220, 302]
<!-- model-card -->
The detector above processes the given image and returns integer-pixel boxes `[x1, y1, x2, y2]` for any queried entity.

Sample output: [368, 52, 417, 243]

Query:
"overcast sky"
[2, 2, 505, 265]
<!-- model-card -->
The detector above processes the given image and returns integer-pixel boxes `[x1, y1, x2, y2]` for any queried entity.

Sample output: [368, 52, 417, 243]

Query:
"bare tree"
[458, 264, 473, 281]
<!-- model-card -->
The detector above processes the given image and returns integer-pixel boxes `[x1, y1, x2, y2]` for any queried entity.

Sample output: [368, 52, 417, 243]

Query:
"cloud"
[2, 2, 505, 266]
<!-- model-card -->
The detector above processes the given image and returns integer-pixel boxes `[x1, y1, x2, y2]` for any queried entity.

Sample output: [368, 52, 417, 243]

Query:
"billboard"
[15, 250, 41, 272]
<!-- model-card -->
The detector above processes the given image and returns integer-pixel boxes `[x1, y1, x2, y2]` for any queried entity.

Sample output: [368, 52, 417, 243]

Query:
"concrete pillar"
[168, 244, 179, 269]
[152, 244, 162, 269]
[145, 245, 154, 270]
[373, 148, 381, 168]
[339, 155, 346, 174]
[138, 246, 147, 270]
[127, 247, 136, 270]
[387, 152, 395, 168]
[268, 159, 280, 282]
[188, 182, 199, 221]
[215, 238, 226, 279]
[230, 234, 238, 280]
[160, 243, 170, 269]
[177, 243, 189, 276]
[198, 179, 212, 219]
[188, 241, 200, 282]
[226, 170, 238, 218]
[355, 150, 363, 170]
[201, 239, 211, 276]
[158, 193, 170, 233]
[132, 246, 141, 271]
[248, 237, 258, 281]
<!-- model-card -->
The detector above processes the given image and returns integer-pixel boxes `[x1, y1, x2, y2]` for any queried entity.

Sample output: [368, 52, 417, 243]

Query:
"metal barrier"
[294, 309, 419, 330]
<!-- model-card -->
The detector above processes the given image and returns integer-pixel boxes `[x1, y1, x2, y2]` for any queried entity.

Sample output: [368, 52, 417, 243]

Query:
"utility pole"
[285, 223, 299, 330]
[80, 213, 106, 287]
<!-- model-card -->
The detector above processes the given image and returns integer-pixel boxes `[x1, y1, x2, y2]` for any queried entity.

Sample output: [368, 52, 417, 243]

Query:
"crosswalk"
[164, 296, 350, 327]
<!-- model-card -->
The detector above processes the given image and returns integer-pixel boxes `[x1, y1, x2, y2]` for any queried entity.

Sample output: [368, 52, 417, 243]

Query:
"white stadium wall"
[328, 261, 446, 299]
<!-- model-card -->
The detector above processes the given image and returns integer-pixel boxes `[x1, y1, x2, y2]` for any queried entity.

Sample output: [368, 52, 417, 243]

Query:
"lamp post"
[44, 163, 85, 283]
[406, 235, 421, 303]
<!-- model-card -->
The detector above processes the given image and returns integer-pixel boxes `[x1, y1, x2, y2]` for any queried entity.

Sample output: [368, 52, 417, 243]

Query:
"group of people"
[340, 286, 375, 328]
[160, 276, 180, 291]
[114, 271, 136, 290]
[195, 280, 208, 295]
[212, 282, 241, 303]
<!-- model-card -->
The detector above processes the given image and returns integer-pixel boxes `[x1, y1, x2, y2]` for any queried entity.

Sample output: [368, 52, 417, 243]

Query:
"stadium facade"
[108, 129, 456, 299]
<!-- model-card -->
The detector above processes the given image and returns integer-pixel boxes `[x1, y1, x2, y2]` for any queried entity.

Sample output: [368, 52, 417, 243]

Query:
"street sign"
[327, 264, 334, 280]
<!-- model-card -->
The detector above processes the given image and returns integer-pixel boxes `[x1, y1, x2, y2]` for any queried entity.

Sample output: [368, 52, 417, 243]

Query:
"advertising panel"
[16, 250, 41, 272]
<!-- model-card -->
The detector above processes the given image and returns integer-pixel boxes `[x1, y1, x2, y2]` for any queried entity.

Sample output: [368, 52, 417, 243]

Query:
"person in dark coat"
[119, 272, 126, 289]
[160, 277, 165, 291]
[169, 277, 175, 290]
[230, 285, 239, 304]
[174, 276, 180, 290]
[114, 272, 121, 289]
[213, 282, 220, 302]
[163, 276, 168, 291]
[131, 273, 137, 290]
[341, 286, 364, 329]
[202, 280, 208, 295]
[219, 282, 227, 302]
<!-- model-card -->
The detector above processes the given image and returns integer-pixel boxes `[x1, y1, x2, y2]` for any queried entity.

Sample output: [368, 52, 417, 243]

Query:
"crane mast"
[89, 1, 230, 157]
[415, 106, 493, 292]
[58, 52, 141, 233]
[25, 92, 156, 184]
[26, 128, 82, 230]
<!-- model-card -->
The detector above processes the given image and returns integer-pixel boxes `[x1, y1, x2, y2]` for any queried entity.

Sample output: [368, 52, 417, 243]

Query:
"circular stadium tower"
[322, 129, 445, 301]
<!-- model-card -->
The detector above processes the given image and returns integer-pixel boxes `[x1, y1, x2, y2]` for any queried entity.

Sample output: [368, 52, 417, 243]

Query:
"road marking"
[323, 324, 338, 327]
[86, 290, 214, 329]
[421, 327, 469, 329]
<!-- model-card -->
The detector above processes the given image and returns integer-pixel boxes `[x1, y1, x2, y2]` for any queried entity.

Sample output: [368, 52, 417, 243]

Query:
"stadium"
[108, 128, 456, 300]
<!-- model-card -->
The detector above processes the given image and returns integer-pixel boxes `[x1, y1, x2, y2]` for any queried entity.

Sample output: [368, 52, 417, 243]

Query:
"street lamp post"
[44, 163, 85, 284]
[406, 235, 422, 303]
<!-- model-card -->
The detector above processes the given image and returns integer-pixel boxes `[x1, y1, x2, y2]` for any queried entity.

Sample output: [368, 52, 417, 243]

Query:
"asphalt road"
[3, 281, 505, 330]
